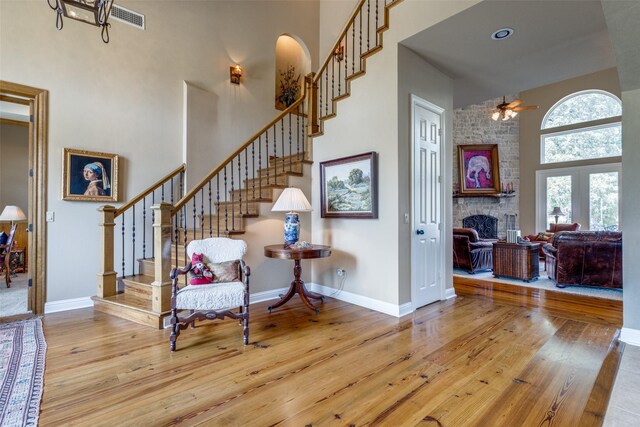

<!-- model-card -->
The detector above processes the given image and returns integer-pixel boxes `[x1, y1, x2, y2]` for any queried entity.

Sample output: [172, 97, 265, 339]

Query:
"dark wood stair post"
[151, 202, 174, 314]
[306, 72, 319, 146]
[97, 205, 117, 298]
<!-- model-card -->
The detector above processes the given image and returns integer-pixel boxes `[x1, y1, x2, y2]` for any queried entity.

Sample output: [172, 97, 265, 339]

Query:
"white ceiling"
[401, 0, 617, 108]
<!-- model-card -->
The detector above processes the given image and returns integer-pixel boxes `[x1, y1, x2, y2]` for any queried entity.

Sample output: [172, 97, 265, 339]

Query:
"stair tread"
[122, 274, 155, 286]
[94, 293, 157, 313]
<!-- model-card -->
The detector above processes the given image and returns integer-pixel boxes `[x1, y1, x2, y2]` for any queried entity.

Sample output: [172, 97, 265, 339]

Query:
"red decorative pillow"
[189, 253, 214, 285]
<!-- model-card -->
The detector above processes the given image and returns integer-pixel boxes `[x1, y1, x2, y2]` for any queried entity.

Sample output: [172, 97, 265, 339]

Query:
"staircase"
[94, 0, 403, 328]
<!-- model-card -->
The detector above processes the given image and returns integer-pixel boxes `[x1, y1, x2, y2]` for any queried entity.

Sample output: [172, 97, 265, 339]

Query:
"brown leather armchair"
[541, 231, 622, 289]
[453, 228, 495, 274]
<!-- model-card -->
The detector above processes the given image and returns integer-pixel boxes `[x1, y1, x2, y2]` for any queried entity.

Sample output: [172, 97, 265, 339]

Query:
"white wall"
[0, 1, 319, 302]
[311, 1, 479, 307]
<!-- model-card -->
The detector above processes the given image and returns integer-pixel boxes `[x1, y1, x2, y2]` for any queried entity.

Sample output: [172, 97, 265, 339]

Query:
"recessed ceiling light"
[491, 28, 514, 40]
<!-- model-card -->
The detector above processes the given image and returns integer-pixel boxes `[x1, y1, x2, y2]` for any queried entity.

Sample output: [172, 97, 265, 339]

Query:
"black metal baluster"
[200, 189, 205, 240]
[345, 31, 348, 81]
[161, 182, 165, 202]
[245, 147, 249, 214]
[319, 76, 323, 119]
[288, 113, 293, 171]
[152, 192, 155, 258]
[367, 0, 370, 51]
[170, 177, 174, 205]
[216, 175, 220, 237]
[121, 215, 125, 279]
[224, 166, 228, 232]
[296, 111, 300, 160]
[273, 124, 277, 185]
[252, 142, 256, 201]
[192, 194, 197, 245]
[183, 205, 188, 271]
[207, 181, 212, 238]
[259, 135, 263, 199]
[359, 7, 363, 58]
[132, 205, 136, 276]
[230, 160, 236, 231]
[282, 119, 285, 176]
[142, 197, 146, 259]
[325, 69, 329, 118]
[332, 56, 335, 108]
[352, 23, 356, 75]
[375, 0, 379, 33]
[338, 46, 342, 96]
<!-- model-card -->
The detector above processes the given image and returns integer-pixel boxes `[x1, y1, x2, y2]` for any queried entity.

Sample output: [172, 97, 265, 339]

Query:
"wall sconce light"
[334, 45, 344, 62]
[230, 64, 243, 85]
[48, 0, 114, 43]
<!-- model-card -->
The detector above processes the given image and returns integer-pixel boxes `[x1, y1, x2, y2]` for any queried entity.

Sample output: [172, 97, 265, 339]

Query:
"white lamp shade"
[271, 188, 312, 212]
[0, 205, 27, 222]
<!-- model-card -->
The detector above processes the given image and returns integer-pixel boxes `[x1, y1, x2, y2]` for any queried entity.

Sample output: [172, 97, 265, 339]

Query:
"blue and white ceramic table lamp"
[271, 188, 312, 247]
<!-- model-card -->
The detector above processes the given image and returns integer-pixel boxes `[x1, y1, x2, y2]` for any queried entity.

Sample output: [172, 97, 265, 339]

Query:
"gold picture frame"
[457, 144, 501, 195]
[62, 148, 119, 202]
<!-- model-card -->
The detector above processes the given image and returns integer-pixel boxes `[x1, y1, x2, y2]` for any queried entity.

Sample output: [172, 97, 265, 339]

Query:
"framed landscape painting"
[458, 144, 501, 195]
[320, 152, 378, 218]
[63, 148, 119, 202]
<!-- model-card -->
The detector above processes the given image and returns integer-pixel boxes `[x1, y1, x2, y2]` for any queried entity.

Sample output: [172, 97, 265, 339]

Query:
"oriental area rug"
[0, 318, 46, 427]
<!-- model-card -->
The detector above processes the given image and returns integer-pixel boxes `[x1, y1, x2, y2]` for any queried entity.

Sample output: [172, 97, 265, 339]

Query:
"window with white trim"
[541, 90, 622, 164]
[536, 90, 622, 231]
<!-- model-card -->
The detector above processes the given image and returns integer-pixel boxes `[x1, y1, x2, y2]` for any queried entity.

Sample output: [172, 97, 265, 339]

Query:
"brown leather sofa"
[541, 231, 622, 289]
[453, 228, 495, 274]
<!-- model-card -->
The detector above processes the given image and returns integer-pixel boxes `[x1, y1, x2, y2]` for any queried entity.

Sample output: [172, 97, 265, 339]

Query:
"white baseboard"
[309, 283, 411, 318]
[445, 287, 456, 300]
[44, 297, 94, 314]
[620, 328, 640, 347]
[250, 287, 289, 305]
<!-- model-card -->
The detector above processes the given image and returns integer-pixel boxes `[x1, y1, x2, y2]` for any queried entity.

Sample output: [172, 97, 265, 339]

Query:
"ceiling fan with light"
[489, 96, 538, 121]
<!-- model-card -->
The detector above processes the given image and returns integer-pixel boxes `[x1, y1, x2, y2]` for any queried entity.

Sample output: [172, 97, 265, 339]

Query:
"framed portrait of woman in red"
[457, 144, 501, 195]
[62, 148, 119, 202]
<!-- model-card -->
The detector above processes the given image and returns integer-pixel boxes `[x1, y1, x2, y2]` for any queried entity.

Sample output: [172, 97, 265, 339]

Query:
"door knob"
[416, 229, 425, 235]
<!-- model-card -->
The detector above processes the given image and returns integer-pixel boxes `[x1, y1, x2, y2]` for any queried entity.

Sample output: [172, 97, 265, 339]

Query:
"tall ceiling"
[401, 0, 617, 108]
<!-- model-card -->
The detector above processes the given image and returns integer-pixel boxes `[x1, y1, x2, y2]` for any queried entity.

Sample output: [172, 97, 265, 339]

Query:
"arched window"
[536, 90, 622, 232]
[541, 90, 622, 164]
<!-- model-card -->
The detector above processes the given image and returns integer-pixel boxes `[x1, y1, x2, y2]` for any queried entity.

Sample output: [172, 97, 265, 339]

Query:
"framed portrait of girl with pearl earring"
[62, 148, 119, 202]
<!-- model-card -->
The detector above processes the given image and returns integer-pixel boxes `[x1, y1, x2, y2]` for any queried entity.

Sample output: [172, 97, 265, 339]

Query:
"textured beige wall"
[0, 123, 29, 213]
[0, 0, 319, 302]
[518, 68, 621, 235]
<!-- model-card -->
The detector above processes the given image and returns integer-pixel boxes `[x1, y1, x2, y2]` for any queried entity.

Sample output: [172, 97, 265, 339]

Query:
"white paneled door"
[411, 96, 443, 309]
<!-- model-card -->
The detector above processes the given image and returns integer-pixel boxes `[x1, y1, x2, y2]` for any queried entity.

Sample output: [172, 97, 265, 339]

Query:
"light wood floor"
[40, 283, 622, 426]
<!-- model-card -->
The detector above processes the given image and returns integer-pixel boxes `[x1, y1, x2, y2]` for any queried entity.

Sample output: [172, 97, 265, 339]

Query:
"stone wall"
[453, 95, 520, 239]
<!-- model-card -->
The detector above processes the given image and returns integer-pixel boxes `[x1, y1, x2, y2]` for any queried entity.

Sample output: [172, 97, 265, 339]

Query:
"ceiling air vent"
[110, 4, 145, 30]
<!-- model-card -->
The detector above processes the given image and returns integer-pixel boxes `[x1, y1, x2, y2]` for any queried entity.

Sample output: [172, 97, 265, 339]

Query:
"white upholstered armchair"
[169, 237, 250, 351]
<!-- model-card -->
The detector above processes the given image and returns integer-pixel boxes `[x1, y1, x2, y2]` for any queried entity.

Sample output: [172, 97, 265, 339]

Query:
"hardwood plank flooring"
[39, 286, 622, 426]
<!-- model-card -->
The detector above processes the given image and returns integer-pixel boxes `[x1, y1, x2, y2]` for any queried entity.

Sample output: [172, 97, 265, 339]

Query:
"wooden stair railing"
[166, 94, 309, 279]
[95, 0, 405, 328]
[309, 0, 403, 136]
[95, 165, 185, 322]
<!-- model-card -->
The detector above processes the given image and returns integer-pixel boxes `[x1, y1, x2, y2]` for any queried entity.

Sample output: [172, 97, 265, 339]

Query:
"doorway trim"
[410, 94, 446, 310]
[1, 80, 48, 314]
